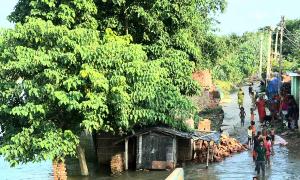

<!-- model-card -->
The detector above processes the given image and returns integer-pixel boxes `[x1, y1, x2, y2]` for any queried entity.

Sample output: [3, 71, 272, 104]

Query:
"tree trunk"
[52, 159, 67, 180]
[77, 145, 89, 176]
[124, 6, 128, 35]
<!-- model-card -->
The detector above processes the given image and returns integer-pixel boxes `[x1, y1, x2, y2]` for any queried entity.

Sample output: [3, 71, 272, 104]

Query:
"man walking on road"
[255, 140, 266, 177]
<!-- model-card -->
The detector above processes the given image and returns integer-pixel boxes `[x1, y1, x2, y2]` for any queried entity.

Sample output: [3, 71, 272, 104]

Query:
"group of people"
[248, 128, 275, 176]
[238, 82, 299, 129]
[252, 129, 274, 176]
[235, 80, 298, 178]
[238, 84, 257, 127]
[237, 83, 277, 177]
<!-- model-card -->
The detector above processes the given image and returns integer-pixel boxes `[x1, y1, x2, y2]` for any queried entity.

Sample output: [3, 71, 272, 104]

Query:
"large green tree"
[9, 0, 201, 95]
[0, 0, 203, 167]
[9, 0, 226, 66]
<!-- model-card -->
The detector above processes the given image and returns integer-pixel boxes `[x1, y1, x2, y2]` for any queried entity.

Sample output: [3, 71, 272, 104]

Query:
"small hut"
[115, 127, 220, 170]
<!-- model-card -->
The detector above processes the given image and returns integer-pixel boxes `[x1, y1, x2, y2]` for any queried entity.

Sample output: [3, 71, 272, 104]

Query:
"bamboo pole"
[211, 142, 214, 161]
[125, 138, 128, 170]
[206, 141, 210, 169]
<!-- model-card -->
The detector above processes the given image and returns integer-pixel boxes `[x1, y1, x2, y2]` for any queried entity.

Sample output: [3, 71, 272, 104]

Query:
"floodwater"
[1, 85, 300, 180]
[0, 157, 53, 180]
[183, 144, 300, 180]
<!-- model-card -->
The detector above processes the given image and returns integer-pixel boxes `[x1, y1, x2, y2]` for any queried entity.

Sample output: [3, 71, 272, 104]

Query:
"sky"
[0, 0, 299, 35]
[0, 0, 18, 28]
[216, 0, 300, 34]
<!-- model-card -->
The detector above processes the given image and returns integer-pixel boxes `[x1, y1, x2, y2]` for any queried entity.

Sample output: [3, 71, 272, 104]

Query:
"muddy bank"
[284, 132, 300, 149]
[197, 106, 224, 131]
[189, 89, 224, 131]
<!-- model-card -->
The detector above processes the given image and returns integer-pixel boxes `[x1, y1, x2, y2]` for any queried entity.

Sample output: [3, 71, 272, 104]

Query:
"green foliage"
[9, 0, 98, 29]
[0, 0, 230, 167]
[283, 19, 300, 57]
[0, 17, 197, 166]
[281, 19, 300, 71]
[93, 0, 226, 64]
[210, 32, 269, 84]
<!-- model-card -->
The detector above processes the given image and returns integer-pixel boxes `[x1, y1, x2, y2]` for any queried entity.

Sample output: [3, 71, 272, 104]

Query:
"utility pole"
[266, 27, 273, 82]
[278, 16, 285, 94]
[259, 34, 263, 79]
[274, 27, 279, 62]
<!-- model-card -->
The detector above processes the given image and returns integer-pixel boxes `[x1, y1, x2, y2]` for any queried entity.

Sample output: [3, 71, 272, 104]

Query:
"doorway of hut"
[128, 137, 137, 170]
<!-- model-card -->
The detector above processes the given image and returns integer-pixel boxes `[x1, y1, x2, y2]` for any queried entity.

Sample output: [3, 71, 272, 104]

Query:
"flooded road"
[183, 143, 300, 180]
[1, 85, 300, 180]
[183, 85, 300, 180]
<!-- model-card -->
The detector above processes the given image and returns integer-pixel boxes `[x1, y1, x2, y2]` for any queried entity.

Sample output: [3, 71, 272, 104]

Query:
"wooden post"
[259, 34, 263, 79]
[193, 140, 196, 160]
[279, 16, 285, 93]
[211, 142, 214, 162]
[274, 27, 279, 61]
[190, 139, 194, 160]
[266, 28, 273, 82]
[125, 138, 128, 170]
[137, 135, 142, 168]
[77, 145, 89, 176]
[172, 137, 177, 168]
[206, 141, 210, 169]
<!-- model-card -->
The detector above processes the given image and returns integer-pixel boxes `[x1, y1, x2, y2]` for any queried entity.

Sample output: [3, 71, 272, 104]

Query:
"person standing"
[287, 96, 298, 129]
[240, 107, 246, 126]
[291, 97, 299, 129]
[270, 128, 275, 146]
[251, 91, 257, 109]
[247, 126, 253, 147]
[252, 130, 261, 161]
[249, 83, 253, 96]
[256, 96, 266, 123]
[255, 140, 266, 176]
[238, 88, 244, 108]
[264, 136, 272, 166]
[251, 121, 257, 145]
[250, 108, 255, 122]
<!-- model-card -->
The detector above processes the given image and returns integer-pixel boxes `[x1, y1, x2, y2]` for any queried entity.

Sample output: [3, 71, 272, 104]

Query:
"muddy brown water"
[66, 142, 300, 180]
[91, 84, 300, 180]
[1, 85, 300, 179]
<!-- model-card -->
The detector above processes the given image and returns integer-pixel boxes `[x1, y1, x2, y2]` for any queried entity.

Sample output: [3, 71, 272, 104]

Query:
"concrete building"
[288, 72, 300, 131]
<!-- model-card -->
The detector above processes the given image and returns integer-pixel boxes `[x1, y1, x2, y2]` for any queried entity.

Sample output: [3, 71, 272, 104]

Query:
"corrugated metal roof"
[287, 72, 300, 77]
[115, 127, 221, 144]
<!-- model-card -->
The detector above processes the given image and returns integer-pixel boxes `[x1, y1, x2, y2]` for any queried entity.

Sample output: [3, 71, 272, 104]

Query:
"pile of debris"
[194, 134, 247, 163]
[110, 153, 124, 175]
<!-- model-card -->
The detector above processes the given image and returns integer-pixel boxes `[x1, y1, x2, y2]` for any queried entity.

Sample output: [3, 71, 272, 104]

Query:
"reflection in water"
[2, 144, 299, 180]
[0, 156, 53, 180]
[184, 145, 300, 180]
[1, 85, 300, 179]
[67, 144, 300, 180]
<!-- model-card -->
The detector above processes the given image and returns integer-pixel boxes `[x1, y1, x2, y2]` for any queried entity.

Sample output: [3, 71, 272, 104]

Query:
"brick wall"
[192, 70, 213, 90]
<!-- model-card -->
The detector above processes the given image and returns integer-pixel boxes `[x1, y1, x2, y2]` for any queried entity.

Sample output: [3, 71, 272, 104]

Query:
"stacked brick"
[194, 135, 247, 163]
[110, 153, 124, 175]
[53, 160, 67, 180]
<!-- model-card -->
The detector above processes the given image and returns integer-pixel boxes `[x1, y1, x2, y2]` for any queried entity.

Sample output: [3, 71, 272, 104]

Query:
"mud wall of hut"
[177, 138, 193, 161]
[96, 133, 125, 165]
